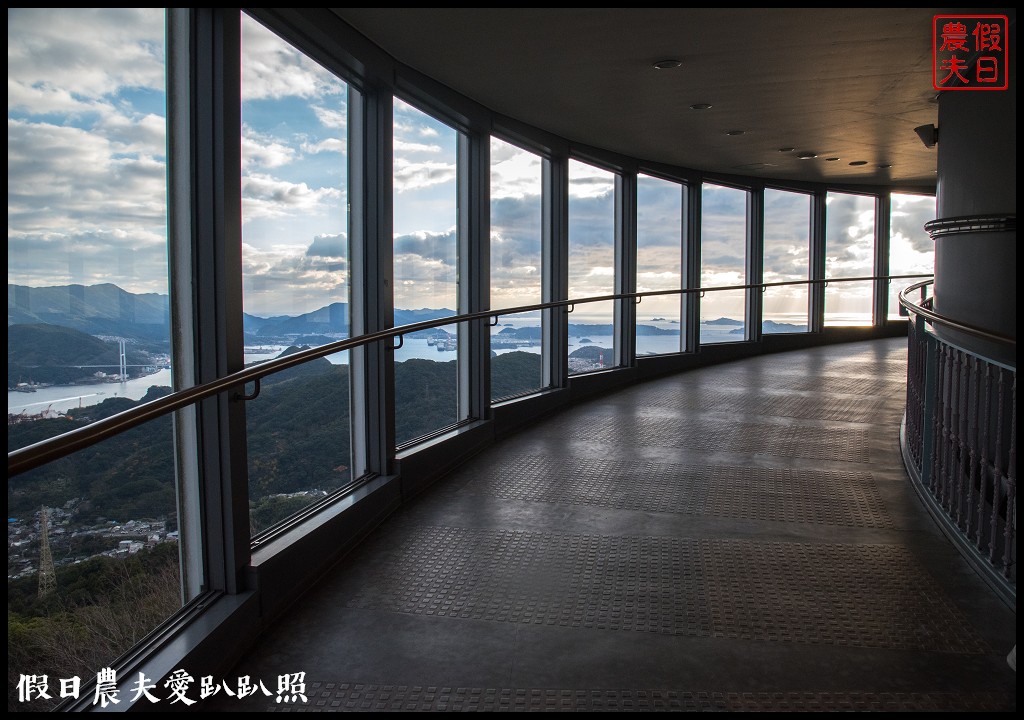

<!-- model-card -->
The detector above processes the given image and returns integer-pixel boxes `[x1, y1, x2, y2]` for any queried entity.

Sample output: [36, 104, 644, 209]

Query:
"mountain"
[248, 302, 350, 337]
[730, 320, 807, 334]
[8, 283, 169, 343]
[703, 317, 744, 326]
[8, 323, 152, 388]
[394, 307, 455, 326]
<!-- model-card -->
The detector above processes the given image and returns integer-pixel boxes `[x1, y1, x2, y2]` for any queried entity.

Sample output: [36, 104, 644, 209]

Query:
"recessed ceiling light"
[653, 59, 682, 70]
[797, 152, 817, 159]
[778, 147, 795, 153]
[725, 130, 745, 136]
[689, 103, 713, 110]
[849, 161, 868, 166]
[825, 157, 840, 161]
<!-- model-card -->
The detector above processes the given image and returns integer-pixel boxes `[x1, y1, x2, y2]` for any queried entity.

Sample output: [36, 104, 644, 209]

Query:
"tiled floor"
[206, 339, 1016, 712]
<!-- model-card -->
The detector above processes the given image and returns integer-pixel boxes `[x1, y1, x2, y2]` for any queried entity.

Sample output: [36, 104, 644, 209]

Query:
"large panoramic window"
[393, 98, 461, 444]
[763, 188, 811, 333]
[490, 138, 544, 400]
[888, 193, 935, 320]
[825, 191, 876, 326]
[636, 174, 684, 355]
[241, 15, 353, 536]
[568, 160, 617, 374]
[7, 9, 180, 709]
[700, 183, 748, 343]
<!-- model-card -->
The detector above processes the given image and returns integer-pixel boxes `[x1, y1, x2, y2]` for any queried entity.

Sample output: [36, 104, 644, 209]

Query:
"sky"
[7, 9, 935, 324]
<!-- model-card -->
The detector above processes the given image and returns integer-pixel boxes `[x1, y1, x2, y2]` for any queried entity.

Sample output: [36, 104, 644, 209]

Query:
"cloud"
[393, 157, 457, 193]
[312, 104, 347, 130]
[8, 8, 164, 107]
[8, 229, 168, 293]
[491, 139, 544, 201]
[242, 126, 296, 168]
[306, 234, 347, 258]
[242, 241, 349, 316]
[241, 14, 345, 102]
[394, 139, 442, 154]
[301, 138, 346, 155]
[568, 174, 614, 200]
[394, 230, 457, 265]
[242, 173, 343, 220]
[763, 189, 811, 282]
[7, 10, 172, 296]
[891, 194, 935, 257]
[8, 119, 166, 231]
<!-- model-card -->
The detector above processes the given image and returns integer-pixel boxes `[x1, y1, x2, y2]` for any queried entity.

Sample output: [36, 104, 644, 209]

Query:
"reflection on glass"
[393, 98, 460, 444]
[7, 9, 179, 708]
[701, 183, 747, 343]
[241, 15, 352, 534]
[825, 191, 875, 326]
[491, 138, 543, 400]
[888, 193, 935, 319]
[637, 175, 684, 355]
[568, 160, 616, 374]
[763, 189, 811, 333]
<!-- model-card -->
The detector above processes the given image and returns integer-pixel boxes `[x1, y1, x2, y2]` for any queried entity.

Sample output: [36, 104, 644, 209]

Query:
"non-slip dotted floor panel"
[622, 389, 891, 424]
[660, 373, 899, 398]
[463, 455, 894, 528]
[548, 415, 871, 463]
[345, 528, 987, 654]
[268, 686, 1014, 712]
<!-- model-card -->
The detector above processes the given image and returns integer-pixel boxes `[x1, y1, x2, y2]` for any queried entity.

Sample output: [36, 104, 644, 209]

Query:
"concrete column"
[931, 74, 1016, 365]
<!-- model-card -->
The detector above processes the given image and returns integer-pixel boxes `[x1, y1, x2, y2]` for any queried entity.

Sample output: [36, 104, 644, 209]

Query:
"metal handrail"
[9, 273, 929, 477]
[898, 280, 1017, 348]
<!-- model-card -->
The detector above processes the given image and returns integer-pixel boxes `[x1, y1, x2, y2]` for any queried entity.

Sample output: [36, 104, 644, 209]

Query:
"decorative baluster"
[990, 368, 1007, 564]
[951, 348, 965, 525]
[930, 343, 947, 498]
[965, 355, 980, 539]
[1001, 376, 1016, 579]
[941, 344, 955, 511]
[977, 362, 993, 551]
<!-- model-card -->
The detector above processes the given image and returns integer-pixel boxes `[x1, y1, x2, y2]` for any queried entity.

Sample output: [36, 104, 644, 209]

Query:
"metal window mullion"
[174, 8, 247, 595]
[747, 187, 764, 343]
[543, 156, 569, 388]
[876, 193, 892, 325]
[616, 172, 637, 367]
[684, 183, 701, 351]
[809, 190, 827, 333]
[349, 86, 393, 477]
[166, 8, 201, 602]
[457, 131, 490, 421]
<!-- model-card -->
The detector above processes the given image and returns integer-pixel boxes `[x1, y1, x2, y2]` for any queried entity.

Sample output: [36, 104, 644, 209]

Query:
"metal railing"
[899, 280, 1016, 599]
[9, 273, 928, 478]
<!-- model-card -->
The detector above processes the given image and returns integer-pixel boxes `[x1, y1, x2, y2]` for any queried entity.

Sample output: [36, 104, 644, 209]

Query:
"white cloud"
[491, 141, 543, 201]
[569, 159, 615, 199]
[242, 241, 348, 316]
[241, 14, 345, 102]
[301, 138, 347, 155]
[8, 119, 166, 231]
[393, 157, 457, 193]
[242, 126, 297, 169]
[394, 139, 442, 154]
[312, 105, 347, 129]
[242, 173, 343, 220]
[8, 8, 164, 106]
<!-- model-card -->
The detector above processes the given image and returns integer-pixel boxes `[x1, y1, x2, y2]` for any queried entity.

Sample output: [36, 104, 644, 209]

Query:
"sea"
[9, 318, 805, 417]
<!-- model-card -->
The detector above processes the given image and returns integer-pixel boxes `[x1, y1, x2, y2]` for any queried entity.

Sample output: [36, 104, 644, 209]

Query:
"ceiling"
[331, 8, 954, 189]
